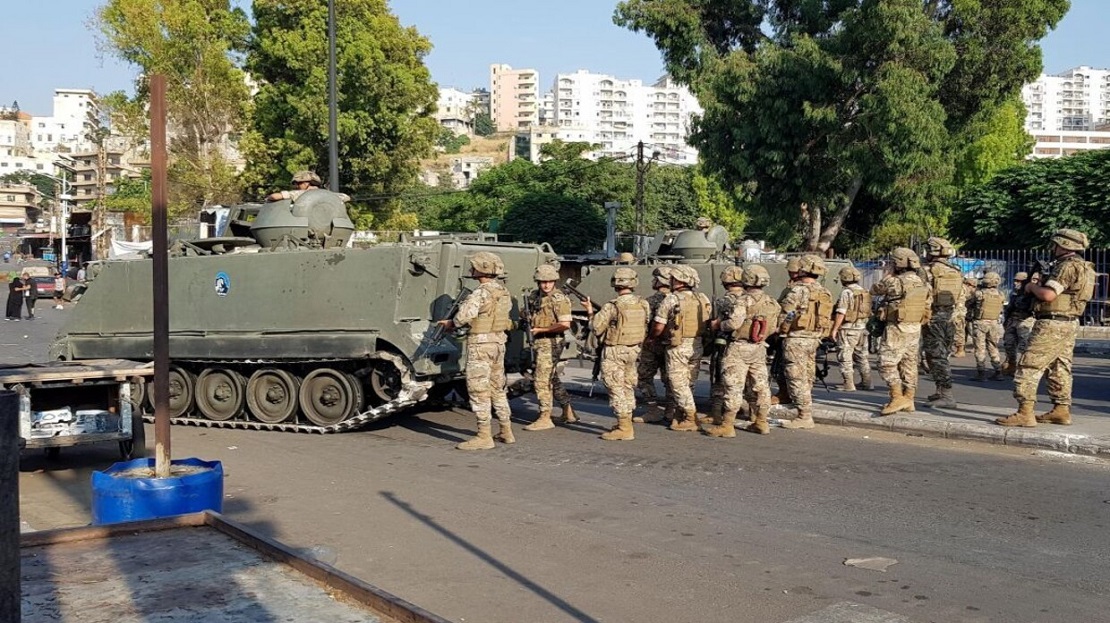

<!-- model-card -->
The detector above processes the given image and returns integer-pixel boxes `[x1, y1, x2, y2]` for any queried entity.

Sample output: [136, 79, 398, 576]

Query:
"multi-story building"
[541, 70, 701, 165]
[1022, 66, 1110, 158]
[436, 87, 477, 135]
[30, 88, 101, 154]
[538, 91, 555, 126]
[59, 146, 143, 210]
[0, 183, 41, 232]
[490, 64, 539, 132]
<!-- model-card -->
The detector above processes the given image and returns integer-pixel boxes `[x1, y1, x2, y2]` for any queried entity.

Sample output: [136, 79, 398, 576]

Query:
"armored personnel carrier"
[50, 190, 557, 433]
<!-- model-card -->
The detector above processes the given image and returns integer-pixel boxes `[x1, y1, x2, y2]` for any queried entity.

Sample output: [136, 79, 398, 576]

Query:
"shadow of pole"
[379, 491, 602, 623]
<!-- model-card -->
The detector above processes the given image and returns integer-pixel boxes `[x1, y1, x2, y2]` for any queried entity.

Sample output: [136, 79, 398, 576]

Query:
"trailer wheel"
[120, 412, 147, 459]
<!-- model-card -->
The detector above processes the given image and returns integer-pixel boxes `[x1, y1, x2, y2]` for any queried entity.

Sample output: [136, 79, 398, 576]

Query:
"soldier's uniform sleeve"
[720, 294, 749, 333]
[777, 284, 807, 325]
[835, 287, 855, 315]
[1044, 260, 1082, 296]
[591, 300, 617, 338]
[654, 293, 678, 326]
[453, 287, 488, 327]
[552, 291, 573, 323]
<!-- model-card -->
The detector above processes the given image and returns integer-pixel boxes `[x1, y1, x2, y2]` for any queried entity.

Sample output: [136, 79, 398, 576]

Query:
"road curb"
[566, 383, 1110, 457]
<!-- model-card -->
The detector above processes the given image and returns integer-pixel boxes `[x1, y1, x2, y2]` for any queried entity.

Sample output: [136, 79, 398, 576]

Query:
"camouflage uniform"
[834, 282, 872, 390]
[636, 273, 672, 415]
[922, 243, 964, 407]
[592, 294, 650, 420]
[654, 269, 711, 431]
[1002, 275, 1035, 374]
[872, 252, 932, 415]
[968, 281, 1005, 380]
[776, 256, 834, 429]
[526, 288, 573, 414]
[454, 281, 512, 428]
[952, 279, 975, 356]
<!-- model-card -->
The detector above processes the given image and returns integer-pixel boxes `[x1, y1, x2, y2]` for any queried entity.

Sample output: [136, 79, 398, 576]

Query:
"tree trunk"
[815, 176, 864, 253]
[800, 202, 821, 251]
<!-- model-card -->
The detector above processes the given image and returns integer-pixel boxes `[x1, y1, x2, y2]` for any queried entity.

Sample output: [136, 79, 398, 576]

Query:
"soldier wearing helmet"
[635, 266, 675, 423]
[998, 228, 1096, 428]
[830, 265, 872, 392]
[266, 170, 323, 202]
[438, 251, 514, 450]
[651, 265, 712, 431]
[966, 272, 1005, 382]
[871, 247, 933, 416]
[703, 264, 782, 436]
[952, 277, 978, 358]
[1001, 271, 1035, 376]
[521, 264, 577, 432]
[703, 266, 747, 427]
[771, 257, 804, 405]
[586, 266, 651, 441]
[695, 217, 713, 233]
[920, 236, 964, 409]
[774, 254, 834, 430]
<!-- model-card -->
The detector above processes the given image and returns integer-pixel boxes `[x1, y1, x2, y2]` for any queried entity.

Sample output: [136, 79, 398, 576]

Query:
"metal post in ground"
[150, 75, 172, 479]
[0, 390, 20, 622]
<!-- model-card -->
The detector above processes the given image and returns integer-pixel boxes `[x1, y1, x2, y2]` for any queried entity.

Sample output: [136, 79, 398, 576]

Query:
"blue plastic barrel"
[91, 457, 223, 525]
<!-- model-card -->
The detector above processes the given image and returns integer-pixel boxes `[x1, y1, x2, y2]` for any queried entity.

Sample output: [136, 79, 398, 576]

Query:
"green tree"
[472, 113, 495, 137]
[0, 172, 56, 206]
[615, 0, 1069, 252]
[953, 149, 1110, 250]
[954, 97, 1034, 190]
[436, 128, 471, 154]
[242, 0, 439, 226]
[102, 170, 153, 219]
[500, 192, 606, 254]
[96, 0, 250, 214]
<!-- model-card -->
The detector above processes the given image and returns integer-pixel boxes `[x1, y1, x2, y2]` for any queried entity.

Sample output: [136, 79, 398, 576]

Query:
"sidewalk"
[557, 359, 1110, 457]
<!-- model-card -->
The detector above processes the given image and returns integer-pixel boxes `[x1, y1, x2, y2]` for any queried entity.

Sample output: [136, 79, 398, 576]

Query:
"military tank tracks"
[139, 352, 433, 434]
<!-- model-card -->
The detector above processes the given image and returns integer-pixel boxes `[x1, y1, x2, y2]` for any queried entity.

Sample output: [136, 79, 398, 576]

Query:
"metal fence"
[847, 249, 1110, 326]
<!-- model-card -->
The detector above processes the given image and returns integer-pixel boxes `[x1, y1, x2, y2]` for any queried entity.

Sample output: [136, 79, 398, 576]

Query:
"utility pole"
[327, 0, 339, 192]
[635, 141, 646, 238]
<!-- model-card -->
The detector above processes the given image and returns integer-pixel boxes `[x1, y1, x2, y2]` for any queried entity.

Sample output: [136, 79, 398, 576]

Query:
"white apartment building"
[543, 70, 701, 165]
[0, 109, 57, 175]
[1022, 66, 1110, 158]
[490, 64, 539, 132]
[436, 87, 477, 135]
[30, 88, 101, 154]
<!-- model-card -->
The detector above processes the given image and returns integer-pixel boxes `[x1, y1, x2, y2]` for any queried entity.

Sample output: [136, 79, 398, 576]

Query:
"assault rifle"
[562, 279, 604, 395]
[518, 291, 538, 374]
[816, 338, 839, 391]
[413, 286, 472, 362]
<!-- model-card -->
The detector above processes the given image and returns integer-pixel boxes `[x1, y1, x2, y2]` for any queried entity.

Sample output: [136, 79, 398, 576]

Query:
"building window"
[15, 163, 22, 168]
[36, 164, 43, 170]
[5, 196, 13, 202]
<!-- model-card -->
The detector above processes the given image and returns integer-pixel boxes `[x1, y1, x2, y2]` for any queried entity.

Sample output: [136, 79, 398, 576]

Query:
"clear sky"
[3, 0, 1108, 116]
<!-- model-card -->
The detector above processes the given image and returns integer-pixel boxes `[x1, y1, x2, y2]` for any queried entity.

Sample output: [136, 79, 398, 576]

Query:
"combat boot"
[638, 403, 666, 424]
[858, 375, 873, 391]
[523, 410, 555, 431]
[1036, 404, 1072, 426]
[749, 406, 771, 435]
[836, 382, 856, 392]
[902, 387, 917, 413]
[560, 403, 579, 424]
[704, 411, 737, 438]
[970, 369, 986, 382]
[995, 402, 1037, 427]
[782, 406, 815, 430]
[495, 419, 515, 444]
[926, 387, 956, 409]
[457, 423, 496, 450]
[990, 367, 1005, 381]
[770, 385, 791, 405]
[954, 346, 966, 357]
[600, 414, 635, 441]
[669, 408, 699, 432]
[881, 383, 909, 416]
[698, 402, 723, 426]
[1001, 359, 1017, 377]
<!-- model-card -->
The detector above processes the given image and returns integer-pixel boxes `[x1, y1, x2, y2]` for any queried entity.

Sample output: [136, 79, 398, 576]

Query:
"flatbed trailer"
[0, 359, 152, 460]
[21, 511, 450, 623]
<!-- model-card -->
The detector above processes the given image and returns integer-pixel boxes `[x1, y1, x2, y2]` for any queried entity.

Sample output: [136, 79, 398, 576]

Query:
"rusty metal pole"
[327, 0, 339, 192]
[150, 75, 171, 479]
[0, 391, 19, 622]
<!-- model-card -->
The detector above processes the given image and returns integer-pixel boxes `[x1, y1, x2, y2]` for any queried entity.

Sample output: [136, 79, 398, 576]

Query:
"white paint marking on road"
[844, 556, 899, 572]
[783, 601, 913, 623]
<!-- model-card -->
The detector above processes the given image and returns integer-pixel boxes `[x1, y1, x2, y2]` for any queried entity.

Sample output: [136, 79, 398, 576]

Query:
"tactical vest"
[789, 284, 834, 335]
[930, 262, 963, 308]
[604, 296, 649, 346]
[886, 275, 928, 323]
[530, 292, 557, 329]
[735, 292, 781, 343]
[647, 289, 670, 316]
[669, 291, 708, 346]
[470, 285, 512, 334]
[1035, 256, 1096, 318]
[843, 285, 872, 323]
[975, 289, 1004, 321]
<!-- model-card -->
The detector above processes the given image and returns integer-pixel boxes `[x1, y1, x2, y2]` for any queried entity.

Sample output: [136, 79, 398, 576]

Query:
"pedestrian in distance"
[871, 248, 932, 415]
[522, 263, 578, 432]
[6, 272, 27, 321]
[830, 265, 873, 392]
[1001, 271, 1036, 377]
[53, 271, 65, 309]
[585, 267, 651, 441]
[437, 251, 515, 450]
[996, 229, 1097, 428]
[921, 237, 965, 409]
[968, 272, 1005, 382]
[22, 271, 36, 320]
[704, 265, 781, 437]
[635, 266, 673, 423]
[775, 254, 834, 429]
[650, 265, 711, 432]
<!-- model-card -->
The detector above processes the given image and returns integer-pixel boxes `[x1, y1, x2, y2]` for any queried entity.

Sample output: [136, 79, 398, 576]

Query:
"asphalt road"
[11, 305, 1110, 623]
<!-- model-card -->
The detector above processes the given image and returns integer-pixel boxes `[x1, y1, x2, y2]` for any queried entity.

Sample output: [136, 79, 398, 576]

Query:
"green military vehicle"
[49, 190, 557, 433]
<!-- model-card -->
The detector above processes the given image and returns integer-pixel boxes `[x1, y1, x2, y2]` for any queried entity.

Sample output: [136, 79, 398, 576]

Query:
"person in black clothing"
[22, 272, 36, 319]
[6, 274, 28, 321]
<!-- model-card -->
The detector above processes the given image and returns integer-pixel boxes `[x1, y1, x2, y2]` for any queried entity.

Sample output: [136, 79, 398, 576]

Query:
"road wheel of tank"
[345, 373, 366, 418]
[195, 368, 247, 421]
[299, 368, 359, 426]
[368, 358, 406, 405]
[246, 369, 301, 424]
[147, 366, 196, 418]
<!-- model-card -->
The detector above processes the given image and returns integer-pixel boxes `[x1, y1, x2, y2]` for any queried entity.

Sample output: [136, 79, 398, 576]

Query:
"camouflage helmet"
[671, 265, 699, 287]
[786, 256, 802, 273]
[468, 251, 501, 277]
[963, 276, 978, 287]
[720, 265, 744, 285]
[798, 254, 827, 277]
[838, 265, 862, 283]
[740, 265, 771, 288]
[981, 271, 1002, 288]
[617, 252, 636, 264]
[611, 267, 638, 288]
[1051, 228, 1089, 251]
[652, 266, 673, 282]
[924, 236, 956, 258]
[291, 170, 322, 185]
[695, 216, 712, 230]
[890, 247, 921, 270]
[1013, 271, 1028, 282]
[533, 264, 559, 282]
